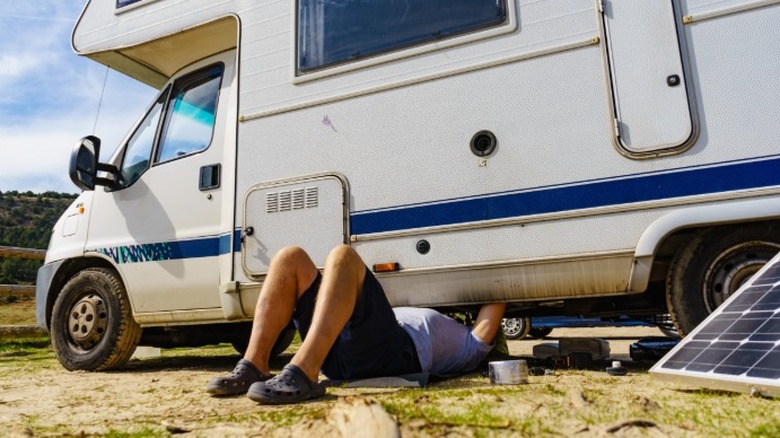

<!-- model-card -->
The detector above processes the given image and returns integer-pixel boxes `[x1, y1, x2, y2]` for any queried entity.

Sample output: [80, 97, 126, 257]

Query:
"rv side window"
[298, 0, 507, 73]
[116, 0, 141, 8]
[119, 91, 166, 187]
[156, 64, 223, 163]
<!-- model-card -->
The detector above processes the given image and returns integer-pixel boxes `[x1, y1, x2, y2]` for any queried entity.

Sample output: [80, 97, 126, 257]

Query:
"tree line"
[0, 191, 78, 284]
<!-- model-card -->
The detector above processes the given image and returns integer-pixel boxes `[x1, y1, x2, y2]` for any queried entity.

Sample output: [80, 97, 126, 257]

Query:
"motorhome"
[37, 0, 780, 371]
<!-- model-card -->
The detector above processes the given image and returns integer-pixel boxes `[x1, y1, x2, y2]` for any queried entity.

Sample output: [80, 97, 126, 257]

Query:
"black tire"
[528, 326, 554, 339]
[501, 317, 531, 340]
[231, 324, 297, 357]
[666, 223, 780, 336]
[658, 326, 681, 339]
[50, 268, 141, 371]
[652, 314, 680, 339]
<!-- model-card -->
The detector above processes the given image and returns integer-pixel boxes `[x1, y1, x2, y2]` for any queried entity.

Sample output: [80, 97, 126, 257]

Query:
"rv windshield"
[298, 0, 507, 72]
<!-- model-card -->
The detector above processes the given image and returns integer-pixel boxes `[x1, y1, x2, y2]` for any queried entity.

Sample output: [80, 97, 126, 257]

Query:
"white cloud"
[0, 1, 156, 194]
[0, 73, 154, 193]
[0, 4, 70, 89]
[0, 53, 40, 79]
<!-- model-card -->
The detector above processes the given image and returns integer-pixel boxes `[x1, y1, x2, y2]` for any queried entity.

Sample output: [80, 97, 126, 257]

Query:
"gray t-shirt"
[393, 307, 493, 376]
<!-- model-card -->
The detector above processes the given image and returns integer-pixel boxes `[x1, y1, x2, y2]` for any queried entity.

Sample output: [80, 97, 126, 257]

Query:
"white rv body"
[37, 0, 780, 369]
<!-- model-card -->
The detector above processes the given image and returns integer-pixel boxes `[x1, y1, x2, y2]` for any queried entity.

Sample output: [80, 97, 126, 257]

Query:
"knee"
[273, 246, 312, 269]
[326, 244, 364, 270]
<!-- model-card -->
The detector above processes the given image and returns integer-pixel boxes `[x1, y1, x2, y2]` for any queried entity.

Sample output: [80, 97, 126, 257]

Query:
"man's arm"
[471, 303, 506, 344]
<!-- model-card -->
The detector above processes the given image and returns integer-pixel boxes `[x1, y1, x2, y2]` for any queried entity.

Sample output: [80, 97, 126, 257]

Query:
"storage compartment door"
[242, 174, 348, 277]
[602, 0, 694, 154]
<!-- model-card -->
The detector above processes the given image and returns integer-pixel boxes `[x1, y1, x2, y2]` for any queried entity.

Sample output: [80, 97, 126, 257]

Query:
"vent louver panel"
[267, 186, 319, 213]
[279, 191, 292, 211]
[266, 193, 278, 213]
[305, 187, 318, 208]
[292, 188, 305, 210]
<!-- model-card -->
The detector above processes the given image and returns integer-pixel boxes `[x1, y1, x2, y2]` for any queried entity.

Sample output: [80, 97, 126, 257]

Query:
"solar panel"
[651, 251, 780, 398]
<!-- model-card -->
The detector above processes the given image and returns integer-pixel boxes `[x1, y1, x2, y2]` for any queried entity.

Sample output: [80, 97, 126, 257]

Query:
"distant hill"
[0, 191, 78, 284]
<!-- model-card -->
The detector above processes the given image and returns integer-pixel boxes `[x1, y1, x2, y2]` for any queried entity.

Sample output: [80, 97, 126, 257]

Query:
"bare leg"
[471, 303, 507, 344]
[290, 244, 367, 382]
[243, 246, 319, 375]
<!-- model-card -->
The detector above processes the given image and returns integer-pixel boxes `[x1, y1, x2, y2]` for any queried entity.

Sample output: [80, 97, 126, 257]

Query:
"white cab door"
[85, 51, 236, 315]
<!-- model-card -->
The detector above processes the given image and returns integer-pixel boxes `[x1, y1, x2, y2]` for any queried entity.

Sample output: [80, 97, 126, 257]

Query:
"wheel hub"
[501, 318, 522, 336]
[68, 294, 107, 350]
[704, 243, 779, 312]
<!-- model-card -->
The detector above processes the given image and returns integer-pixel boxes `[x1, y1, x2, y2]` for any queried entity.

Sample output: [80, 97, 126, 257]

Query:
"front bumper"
[35, 260, 64, 331]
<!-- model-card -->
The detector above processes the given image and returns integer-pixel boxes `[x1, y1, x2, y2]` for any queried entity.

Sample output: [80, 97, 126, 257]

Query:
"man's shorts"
[292, 268, 421, 380]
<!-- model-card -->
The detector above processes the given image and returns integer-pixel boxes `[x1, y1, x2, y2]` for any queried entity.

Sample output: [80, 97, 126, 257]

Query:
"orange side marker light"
[373, 262, 400, 273]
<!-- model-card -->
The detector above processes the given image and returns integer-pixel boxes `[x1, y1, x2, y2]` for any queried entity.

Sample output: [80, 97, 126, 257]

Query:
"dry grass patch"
[0, 294, 36, 326]
[0, 336, 778, 437]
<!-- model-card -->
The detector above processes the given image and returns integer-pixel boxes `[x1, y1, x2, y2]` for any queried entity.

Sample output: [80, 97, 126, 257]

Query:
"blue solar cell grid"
[655, 253, 780, 384]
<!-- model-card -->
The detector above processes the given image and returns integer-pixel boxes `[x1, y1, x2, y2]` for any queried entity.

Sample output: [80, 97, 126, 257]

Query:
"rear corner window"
[116, 0, 161, 11]
[298, 0, 508, 73]
[117, 0, 141, 7]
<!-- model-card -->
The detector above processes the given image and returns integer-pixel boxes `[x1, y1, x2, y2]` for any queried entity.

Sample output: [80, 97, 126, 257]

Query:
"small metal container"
[489, 360, 529, 384]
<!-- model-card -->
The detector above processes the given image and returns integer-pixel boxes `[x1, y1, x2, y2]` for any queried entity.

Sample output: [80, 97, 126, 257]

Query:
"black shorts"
[292, 268, 421, 380]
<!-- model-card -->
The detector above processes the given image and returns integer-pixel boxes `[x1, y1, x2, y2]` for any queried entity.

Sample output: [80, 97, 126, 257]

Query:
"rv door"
[601, 0, 695, 156]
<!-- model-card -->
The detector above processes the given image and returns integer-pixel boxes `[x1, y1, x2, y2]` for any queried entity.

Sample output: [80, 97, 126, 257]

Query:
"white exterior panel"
[58, 0, 780, 322]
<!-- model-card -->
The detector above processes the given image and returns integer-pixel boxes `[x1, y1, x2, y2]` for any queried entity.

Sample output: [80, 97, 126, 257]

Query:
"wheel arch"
[629, 197, 780, 294]
[43, 256, 123, 330]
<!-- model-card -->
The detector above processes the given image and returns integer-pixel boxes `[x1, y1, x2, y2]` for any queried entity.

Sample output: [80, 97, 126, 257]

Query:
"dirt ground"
[1, 326, 778, 437]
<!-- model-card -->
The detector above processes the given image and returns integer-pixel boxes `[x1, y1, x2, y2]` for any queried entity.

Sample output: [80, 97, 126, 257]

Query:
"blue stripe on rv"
[93, 155, 780, 262]
[349, 155, 780, 235]
[94, 231, 236, 264]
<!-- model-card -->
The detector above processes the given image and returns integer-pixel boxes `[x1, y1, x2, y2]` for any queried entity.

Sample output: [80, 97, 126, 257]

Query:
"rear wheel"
[666, 224, 780, 336]
[50, 268, 141, 371]
[501, 317, 531, 340]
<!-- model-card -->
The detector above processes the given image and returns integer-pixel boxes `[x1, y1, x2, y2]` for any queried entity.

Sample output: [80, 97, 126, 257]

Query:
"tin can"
[488, 360, 529, 384]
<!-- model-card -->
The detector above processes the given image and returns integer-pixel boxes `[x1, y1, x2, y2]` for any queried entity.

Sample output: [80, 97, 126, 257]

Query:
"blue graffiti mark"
[322, 115, 338, 132]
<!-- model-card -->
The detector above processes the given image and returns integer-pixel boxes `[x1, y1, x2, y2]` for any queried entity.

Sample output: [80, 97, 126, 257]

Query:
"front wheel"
[666, 224, 780, 336]
[50, 268, 141, 371]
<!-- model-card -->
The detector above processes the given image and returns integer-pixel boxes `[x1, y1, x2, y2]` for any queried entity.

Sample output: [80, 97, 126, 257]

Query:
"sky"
[0, 1, 156, 194]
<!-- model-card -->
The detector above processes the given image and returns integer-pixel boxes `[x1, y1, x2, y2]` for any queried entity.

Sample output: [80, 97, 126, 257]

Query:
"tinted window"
[156, 65, 223, 163]
[117, 0, 141, 8]
[298, 0, 507, 72]
[119, 92, 165, 187]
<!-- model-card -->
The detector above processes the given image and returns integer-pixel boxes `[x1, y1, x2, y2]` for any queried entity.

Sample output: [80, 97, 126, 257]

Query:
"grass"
[0, 297, 36, 325]
[0, 336, 51, 359]
[751, 421, 780, 437]
[102, 430, 164, 438]
[0, 335, 778, 437]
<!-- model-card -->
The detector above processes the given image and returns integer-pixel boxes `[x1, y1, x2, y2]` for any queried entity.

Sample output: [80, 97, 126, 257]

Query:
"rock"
[328, 396, 400, 438]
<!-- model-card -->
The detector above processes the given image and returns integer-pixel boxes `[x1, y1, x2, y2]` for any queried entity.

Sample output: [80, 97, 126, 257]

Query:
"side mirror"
[68, 136, 119, 191]
[69, 136, 101, 191]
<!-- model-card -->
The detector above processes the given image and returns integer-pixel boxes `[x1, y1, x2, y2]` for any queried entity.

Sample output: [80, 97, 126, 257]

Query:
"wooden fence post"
[0, 245, 47, 338]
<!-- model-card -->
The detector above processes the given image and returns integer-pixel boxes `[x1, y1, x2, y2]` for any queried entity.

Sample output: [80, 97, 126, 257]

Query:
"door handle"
[199, 164, 221, 191]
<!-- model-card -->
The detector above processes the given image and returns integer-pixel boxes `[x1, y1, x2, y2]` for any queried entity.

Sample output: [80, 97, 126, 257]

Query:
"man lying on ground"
[206, 244, 506, 404]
